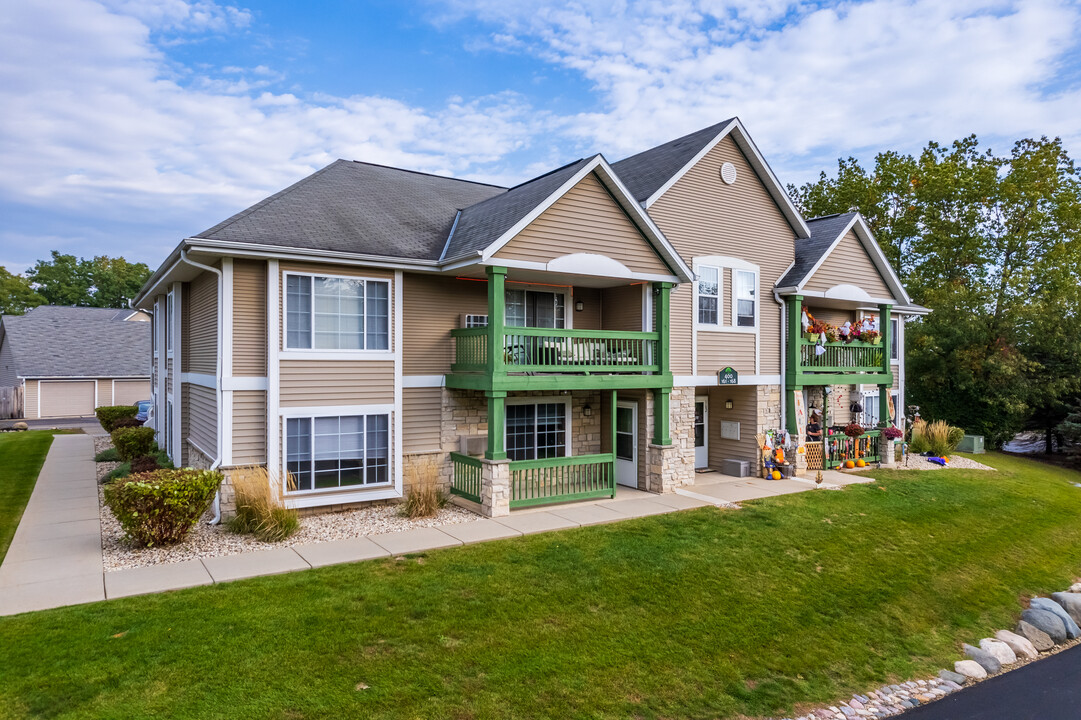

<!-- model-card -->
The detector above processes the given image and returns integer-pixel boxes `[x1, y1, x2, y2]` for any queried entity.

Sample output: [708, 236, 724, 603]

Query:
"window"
[463, 314, 488, 328]
[285, 274, 389, 350]
[734, 270, 756, 327]
[286, 413, 390, 491]
[166, 292, 174, 354]
[697, 266, 720, 326]
[505, 290, 564, 328]
[506, 402, 567, 461]
[890, 318, 898, 360]
[862, 391, 901, 427]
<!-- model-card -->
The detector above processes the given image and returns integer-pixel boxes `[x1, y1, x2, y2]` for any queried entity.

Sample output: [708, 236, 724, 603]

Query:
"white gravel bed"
[101, 489, 479, 572]
[92, 434, 112, 455]
[897, 454, 995, 471]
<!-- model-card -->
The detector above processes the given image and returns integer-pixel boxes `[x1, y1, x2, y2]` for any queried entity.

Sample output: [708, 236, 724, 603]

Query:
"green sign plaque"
[718, 367, 738, 385]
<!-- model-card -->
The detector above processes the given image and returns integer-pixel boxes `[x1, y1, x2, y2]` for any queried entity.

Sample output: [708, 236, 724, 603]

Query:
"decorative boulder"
[12, 421, 27, 431]
[1050, 592, 1081, 627]
[1069, 582, 1081, 593]
[979, 638, 1017, 665]
[963, 643, 1002, 674]
[1015, 620, 1055, 651]
[938, 669, 968, 685]
[954, 660, 987, 680]
[995, 629, 1038, 660]
[1030, 597, 1080, 639]
[1021, 608, 1067, 644]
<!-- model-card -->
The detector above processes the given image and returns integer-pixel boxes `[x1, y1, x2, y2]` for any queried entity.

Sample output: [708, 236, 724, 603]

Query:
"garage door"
[113, 380, 150, 406]
[39, 381, 95, 417]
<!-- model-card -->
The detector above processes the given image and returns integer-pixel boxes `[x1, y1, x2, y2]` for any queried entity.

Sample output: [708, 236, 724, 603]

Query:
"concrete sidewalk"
[0, 434, 104, 615]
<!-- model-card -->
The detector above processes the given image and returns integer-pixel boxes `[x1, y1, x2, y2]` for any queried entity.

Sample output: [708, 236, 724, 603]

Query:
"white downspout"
[179, 250, 224, 524]
[773, 288, 787, 432]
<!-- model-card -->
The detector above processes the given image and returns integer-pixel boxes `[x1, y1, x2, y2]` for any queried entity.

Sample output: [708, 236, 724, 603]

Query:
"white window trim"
[166, 289, 174, 356]
[890, 317, 899, 364]
[694, 264, 722, 329]
[504, 395, 572, 458]
[282, 270, 392, 355]
[731, 268, 760, 329]
[280, 404, 395, 497]
[693, 256, 759, 334]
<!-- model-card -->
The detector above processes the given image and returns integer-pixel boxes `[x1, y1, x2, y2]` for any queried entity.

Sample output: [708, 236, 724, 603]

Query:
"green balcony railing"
[799, 339, 884, 374]
[452, 327, 659, 374]
[510, 453, 616, 508]
[825, 429, 881, 468]
[449, 452, 483, 503]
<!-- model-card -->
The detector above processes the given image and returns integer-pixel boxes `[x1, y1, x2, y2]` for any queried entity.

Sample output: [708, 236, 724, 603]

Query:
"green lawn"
[0, 431, 58, 564]
[1, 452, 1080, 720]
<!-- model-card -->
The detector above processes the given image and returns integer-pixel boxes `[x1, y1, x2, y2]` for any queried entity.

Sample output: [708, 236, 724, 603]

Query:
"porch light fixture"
[583, 404, 592, 417]
[725, 399, 734, 410]
[575, 300, 584, 312]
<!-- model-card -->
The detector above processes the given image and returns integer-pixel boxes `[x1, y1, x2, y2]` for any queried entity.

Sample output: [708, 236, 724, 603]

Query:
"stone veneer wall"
[647, 386, 696, 493]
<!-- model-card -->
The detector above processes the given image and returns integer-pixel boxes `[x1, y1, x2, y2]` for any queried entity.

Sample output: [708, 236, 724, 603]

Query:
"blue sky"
[2, 0, 1080, 276]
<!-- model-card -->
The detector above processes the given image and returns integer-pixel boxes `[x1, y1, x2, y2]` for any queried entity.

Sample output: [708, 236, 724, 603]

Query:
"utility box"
[459, 435, 487, 456]
[958, 435, 985, 454]
[722, 459, 751, 477]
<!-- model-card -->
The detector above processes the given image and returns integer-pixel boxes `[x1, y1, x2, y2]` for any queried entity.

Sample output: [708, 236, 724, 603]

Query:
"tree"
[0, 266, 44, 315]
[790, 135, 1081, 448]
[25, 251, 151, 309]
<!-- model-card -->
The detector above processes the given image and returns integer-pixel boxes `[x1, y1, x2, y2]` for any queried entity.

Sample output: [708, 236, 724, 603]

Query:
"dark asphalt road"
[903, 643, 1081, 720]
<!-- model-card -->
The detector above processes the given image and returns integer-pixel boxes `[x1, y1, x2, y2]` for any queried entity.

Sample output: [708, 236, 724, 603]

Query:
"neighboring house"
[133, 117, 925, 515]
[0, 306, 152, 418]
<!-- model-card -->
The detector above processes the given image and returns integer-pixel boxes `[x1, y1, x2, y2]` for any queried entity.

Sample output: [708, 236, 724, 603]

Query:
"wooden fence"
[0, 386, 24, 420]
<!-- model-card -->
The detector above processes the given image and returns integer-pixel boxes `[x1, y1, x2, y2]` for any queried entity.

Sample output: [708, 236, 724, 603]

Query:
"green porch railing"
[449, 452, 483, 503]
[509, 453, 615, 508]
[452, 327, 659, 374]
[800, 340, 884, 374]
[825, 430, 881, 468]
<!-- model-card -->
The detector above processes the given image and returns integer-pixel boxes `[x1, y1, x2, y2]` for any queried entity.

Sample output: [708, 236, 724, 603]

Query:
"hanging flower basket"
[843, 421, 865, 438]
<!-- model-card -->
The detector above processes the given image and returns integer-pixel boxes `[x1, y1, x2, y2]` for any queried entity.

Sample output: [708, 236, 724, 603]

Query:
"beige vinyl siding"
[601, 284, 644, 331]
[494, 172, 671, 275]
[670, 286, 693, 374]
[572, 287, 602, 330]
[808, 307, 853, 328]
[186, 271, 217, 374]
[279, 360, 394, 406]
[698, 332, 755, 375]
[233, 259, 266, 376]
[649, 136, 797, 377]
[402, 274, 487, 375]
[0, 339, 17, 386]
[24, 379, 37, 418]
[707, 385, 758, 467]
[186, 383, 217, 457]
[114, 379, 150, 406]
[402, 387, 441, 453]
[232, 390, 267, 464]
[39, 380, 95, 417]
[803, 229, 894, 300]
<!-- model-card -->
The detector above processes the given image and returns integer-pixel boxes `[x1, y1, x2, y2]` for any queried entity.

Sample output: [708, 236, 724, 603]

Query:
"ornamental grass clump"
[401, 456, 445, 519]
[228, 465, 299, 543]
[111, 426, 156, 462]
[909, 419, 965, 457]
[95, 405, 138, 433]
[104, 468, 221, 547]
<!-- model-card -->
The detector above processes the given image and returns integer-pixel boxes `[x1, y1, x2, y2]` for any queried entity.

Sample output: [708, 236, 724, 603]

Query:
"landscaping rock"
[1021, 608, 1068, 644]
[995, 629, 1038, 660]
[1029, 598, 1079, 639]
[978, 638, 1017, 665]
[1069, 582, 1081, 593]
[954, 659, 988, 679]
[963, 644, 1002, 674]
[938, 669, 968, 685]
[1051, 592, 1081, 626]
[1016, 620, 1055, 651]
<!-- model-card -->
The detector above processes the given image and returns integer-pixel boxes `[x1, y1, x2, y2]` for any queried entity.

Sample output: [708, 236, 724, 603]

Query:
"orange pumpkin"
[771, 470, 782, 480]
[845, 460, 856, 469]
[856, 459, 867, 468]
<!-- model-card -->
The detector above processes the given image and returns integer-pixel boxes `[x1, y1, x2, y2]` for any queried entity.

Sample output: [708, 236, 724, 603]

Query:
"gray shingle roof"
[0, 306, 150, 378]
[442, 157, 592, 262]
[611, 119, 735, 202]
[197, 160, 507, 260]
[776, 213, 858, 287]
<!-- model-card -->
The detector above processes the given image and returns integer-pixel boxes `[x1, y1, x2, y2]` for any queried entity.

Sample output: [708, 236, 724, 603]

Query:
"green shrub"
[111, 416, 143, 430]
[130, 455, 161, 474]
[96, 405, 138, 432]
[94, 448, 119, 463]
[155, 450, 174, 469]
[112, 426, 156, 462]
[102, 462, 131, 484]
[104, 468, 222, 547]
[910, 419, 965, 457]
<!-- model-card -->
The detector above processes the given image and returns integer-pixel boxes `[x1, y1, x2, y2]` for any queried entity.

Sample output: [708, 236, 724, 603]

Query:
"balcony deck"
[792, 339, 892, 385]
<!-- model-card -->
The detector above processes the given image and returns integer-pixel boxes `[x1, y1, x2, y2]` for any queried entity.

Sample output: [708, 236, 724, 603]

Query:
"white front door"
[694, 396, 708, 469]
[615, 402, 637, 487]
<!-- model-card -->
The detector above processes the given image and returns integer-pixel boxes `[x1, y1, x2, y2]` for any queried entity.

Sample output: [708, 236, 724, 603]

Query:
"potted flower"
[825, 325, 839, 343]
[883, 425, 903, 441]
[843, 421, 865, 438]
[807, 320, 826, 343]
[863, 329, 881, 345]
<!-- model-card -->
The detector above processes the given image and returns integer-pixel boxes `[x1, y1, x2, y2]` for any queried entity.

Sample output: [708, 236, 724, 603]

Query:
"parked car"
[135, 400, 152, 424]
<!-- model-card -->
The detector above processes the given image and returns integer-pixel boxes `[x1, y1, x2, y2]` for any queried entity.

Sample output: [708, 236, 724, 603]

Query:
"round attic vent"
[720, 162, 737, 184]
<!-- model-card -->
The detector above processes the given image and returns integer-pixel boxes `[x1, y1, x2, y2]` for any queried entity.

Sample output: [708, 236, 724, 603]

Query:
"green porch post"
[486, 266, 507, 377]
[610, 389, 618, 496]
[785, 295, 803, 436]
[653, 282, 673, 446]
[653, 388, 671, 445]
[485, 390, 507, 460]
[879, 303, 893, 425]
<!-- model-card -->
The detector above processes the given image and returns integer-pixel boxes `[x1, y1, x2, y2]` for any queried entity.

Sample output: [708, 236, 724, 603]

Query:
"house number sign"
[718, 367, 738, 385]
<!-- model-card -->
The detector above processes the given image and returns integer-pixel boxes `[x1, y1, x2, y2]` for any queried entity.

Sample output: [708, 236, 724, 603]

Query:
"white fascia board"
[185, 239, 441, 272]
[644, 118, 811, 240]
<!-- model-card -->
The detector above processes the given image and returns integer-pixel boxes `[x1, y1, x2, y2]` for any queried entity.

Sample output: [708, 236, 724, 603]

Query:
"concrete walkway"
[0, 434, 104, 615]
[0, 437, 875, 616]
